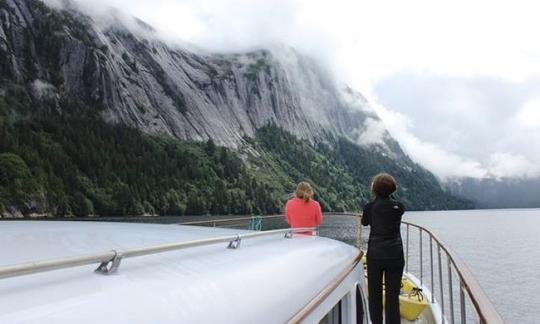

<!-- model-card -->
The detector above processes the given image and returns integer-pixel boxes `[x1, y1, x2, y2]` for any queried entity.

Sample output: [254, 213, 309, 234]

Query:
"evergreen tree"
[0, 96, 471, 217]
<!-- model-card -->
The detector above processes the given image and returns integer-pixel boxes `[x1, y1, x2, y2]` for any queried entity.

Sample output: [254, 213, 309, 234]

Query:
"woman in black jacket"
[361, 173, 405, 324]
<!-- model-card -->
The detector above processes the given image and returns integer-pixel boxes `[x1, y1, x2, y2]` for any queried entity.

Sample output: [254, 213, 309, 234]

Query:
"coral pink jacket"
[285, 197, 323, 234]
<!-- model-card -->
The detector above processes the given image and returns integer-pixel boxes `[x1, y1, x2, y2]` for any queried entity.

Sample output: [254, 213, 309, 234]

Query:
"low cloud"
[487, 153, 539, 178]
[44, 0, 171, 43]
[373, 73, 540, 180]
[516, 99, 540, 129]
[42, 0, 540, 180]
[54, 0, 540, 85]
[357, 118, 387, 146]
[365, 102, 488, 179]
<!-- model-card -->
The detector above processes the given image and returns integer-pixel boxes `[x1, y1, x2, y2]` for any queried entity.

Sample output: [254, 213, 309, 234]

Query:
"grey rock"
[0, 0, 397, 154]
[3, 206, 24, 218]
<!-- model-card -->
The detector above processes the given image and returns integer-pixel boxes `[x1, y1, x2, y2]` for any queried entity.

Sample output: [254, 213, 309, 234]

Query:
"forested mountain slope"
[0, 0, 471, 217]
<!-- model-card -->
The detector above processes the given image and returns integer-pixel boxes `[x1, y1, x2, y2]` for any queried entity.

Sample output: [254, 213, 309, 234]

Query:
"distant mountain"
[0, 0, 470, 217]
[446, 177, 540, 209]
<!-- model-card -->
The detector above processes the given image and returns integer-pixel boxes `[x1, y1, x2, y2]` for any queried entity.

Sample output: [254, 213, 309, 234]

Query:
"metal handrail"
[401, 220, 504, 324]
[287, 250, 364, 323]
[324, 213, 502, 324]
[190, 212, 501, 323]
[178, 214, 284, 226]
[329, 213, 502, 324]
[0, 227, 315, 280]
[177, 212, 362, 226]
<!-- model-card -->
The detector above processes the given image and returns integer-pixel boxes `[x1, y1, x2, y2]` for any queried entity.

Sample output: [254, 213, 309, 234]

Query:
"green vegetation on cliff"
[0, 95, 471, 217]
[251, 124, 471, 211]
[0, 100, 284, 216]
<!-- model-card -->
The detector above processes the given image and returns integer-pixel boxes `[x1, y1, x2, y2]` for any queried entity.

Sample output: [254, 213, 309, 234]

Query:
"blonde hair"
[295, 182, 314, 202]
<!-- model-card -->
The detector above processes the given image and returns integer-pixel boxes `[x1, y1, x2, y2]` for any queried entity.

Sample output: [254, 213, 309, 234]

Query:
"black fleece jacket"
[362, 196, 405, 260]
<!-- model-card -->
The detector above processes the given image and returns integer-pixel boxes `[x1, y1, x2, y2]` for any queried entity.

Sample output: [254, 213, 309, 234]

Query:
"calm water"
[402, 209, 540, 324]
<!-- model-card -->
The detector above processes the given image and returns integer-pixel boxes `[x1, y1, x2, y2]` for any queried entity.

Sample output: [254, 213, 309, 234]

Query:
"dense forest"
[252, 124, 471, 211]
[0, 97, 285, 216]
[0, 92, 471, 217]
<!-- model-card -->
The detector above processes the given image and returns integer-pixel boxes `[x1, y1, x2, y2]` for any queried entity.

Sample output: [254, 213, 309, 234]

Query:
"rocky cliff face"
[0, 0, 472, 216]
[0, 0, 387, 149]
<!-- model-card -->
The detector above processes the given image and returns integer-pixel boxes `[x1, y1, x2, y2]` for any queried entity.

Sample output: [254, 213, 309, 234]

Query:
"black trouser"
[367, 257, 404, 324]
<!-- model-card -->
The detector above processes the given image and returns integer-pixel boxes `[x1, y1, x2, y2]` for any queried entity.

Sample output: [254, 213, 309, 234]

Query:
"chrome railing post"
[419, 228, 423, 287]
[355, 214, 362, 249]
[406, 223, 410, 273]
[448, 255, 455, 324]
[438, 244, 445, 323]
[430, 235, 435, 304]
[460, 282, 467, 324]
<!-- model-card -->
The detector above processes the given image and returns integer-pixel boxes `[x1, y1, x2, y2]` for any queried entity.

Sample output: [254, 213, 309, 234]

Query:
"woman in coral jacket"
[284, 182, 323, 235]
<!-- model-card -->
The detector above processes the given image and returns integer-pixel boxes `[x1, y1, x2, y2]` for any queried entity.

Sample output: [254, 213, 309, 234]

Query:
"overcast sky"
[61, 0, 540, 180]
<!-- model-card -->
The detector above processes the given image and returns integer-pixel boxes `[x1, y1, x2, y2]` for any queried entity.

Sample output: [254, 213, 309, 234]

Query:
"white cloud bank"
[62, 0, 540, 83]
[368, 98, 540, 179]
[372, 74, 540, 180]
[487, 153, 539, 178]
[516, 99, 540, 129]
[366, 100, 487, 179]
[49, 0, 540, 180]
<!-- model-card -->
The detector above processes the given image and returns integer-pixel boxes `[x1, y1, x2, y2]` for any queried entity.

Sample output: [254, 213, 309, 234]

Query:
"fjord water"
[320, 209, 539, 323]
[318, 209, 539, 323]
[402, 209, 540, 324]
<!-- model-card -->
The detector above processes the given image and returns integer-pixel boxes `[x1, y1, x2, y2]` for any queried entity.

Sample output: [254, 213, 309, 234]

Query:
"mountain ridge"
[0, 0, 472, 217]
[1, 0, 385, 148]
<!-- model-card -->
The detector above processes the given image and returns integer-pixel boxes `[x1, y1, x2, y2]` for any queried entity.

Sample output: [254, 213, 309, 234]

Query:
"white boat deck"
[0, 221, 359, 324]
